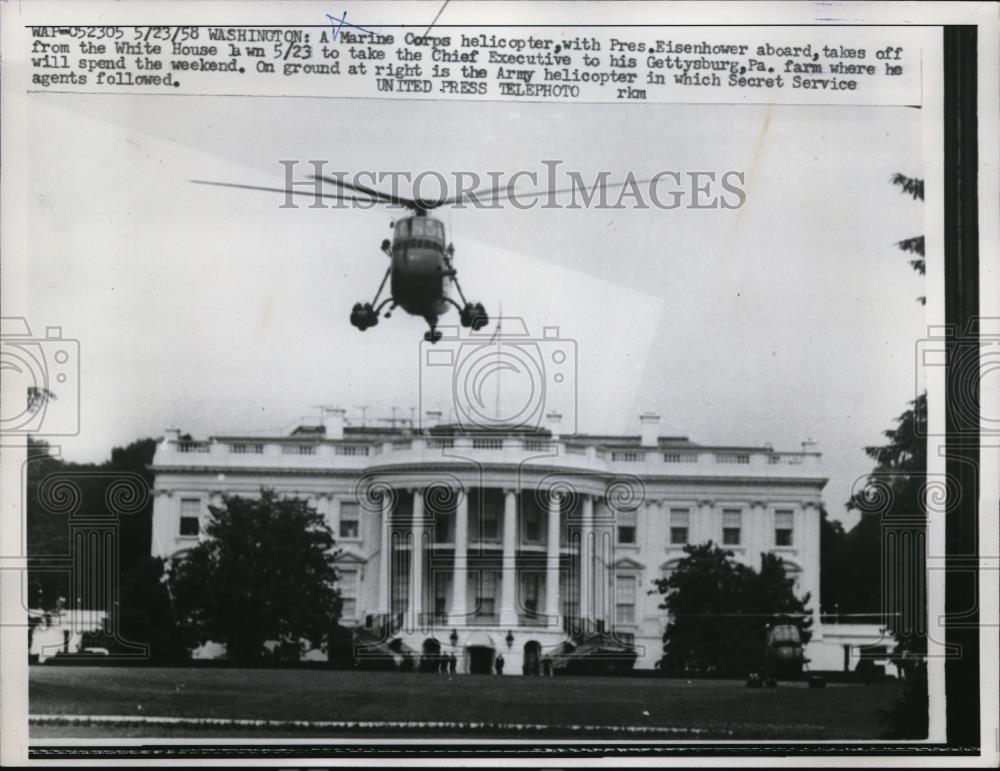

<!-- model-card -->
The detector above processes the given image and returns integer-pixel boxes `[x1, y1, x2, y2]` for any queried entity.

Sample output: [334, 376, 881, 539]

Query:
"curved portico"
[362, 452, 614, 672]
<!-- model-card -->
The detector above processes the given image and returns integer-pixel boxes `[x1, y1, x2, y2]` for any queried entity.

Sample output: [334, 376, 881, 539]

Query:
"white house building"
[150, 409, 827, 674]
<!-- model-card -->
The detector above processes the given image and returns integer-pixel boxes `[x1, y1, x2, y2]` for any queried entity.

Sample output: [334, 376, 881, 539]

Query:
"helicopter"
[192, 173, 497, 343]
[192, 172, 650, 343]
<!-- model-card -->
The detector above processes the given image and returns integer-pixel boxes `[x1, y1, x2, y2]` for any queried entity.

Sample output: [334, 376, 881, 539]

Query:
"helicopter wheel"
[460, 302, 489, 330]
[423, 329, 443, 344]
[350, 302, 379, 331]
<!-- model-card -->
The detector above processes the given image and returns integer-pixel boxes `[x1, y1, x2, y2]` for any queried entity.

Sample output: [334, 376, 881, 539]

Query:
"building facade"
[150, 410, 826, 674]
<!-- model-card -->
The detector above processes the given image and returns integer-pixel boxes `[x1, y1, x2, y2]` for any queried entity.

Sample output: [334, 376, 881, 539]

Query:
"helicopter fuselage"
[389, 214, 451, 318]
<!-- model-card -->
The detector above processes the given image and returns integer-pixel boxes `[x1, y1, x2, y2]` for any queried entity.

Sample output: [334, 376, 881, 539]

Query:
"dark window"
[179, 516, 199, 536]
[670, 509, 690, 545]
[775, 510, 794, 546]
[524, 508, 542, 544]
[617, 510, 637, 544]
[723, 510, 741, 545]
[340, 502, 360, 540]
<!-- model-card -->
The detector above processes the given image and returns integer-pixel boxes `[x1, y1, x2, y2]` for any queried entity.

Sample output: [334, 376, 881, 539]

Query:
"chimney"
[639, 412, 660, 447]
[322, 408, 346, 440]
[546, 411, 562, 441]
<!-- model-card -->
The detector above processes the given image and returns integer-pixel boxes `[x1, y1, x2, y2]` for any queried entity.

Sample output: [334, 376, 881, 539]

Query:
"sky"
[23, 93, 925, 528]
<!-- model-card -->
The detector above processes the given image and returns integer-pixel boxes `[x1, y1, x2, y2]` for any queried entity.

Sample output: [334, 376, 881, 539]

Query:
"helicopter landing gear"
[423, 315, 443, 344]
[350, 302, 379, 331]
[460, 302, 489, 330]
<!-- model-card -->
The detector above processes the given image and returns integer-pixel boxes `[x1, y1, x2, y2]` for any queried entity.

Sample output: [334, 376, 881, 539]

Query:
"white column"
[378, 493, 392, 614]
[545, 491, 562, 628]
[750, 501, 767, 565]
[580, 494, 593, 623]
[448, 489, 468, 625]
[500, 489, 518, 627]
[590, 502, 612, 622]
[408, 489, 425, 630]
[697, 499, 714, 546]
[801, 501, 822, 639]
[601, 508, 614, 630]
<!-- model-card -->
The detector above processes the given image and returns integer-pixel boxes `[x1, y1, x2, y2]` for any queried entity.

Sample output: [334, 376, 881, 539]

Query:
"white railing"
[156, 436, 821, 476]
[282, 444, 316, 455]
[177, 441, 210, 453]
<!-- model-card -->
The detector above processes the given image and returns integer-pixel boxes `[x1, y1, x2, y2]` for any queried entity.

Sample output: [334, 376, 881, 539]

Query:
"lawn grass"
[30, 666, 901, 740]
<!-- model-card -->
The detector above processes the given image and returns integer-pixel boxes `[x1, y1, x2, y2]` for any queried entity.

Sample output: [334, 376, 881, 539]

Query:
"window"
[433, 572, 448, 619]
[433, 510, 453, 543]
[475, 572, 497, 618]
[615, 575, 637, 625]
[522, 573, 540, 616]
[716, 453, 750, 464]
[523, 504, 542, 544]
[339, 502, 360, 539]
[179, 498, 200, 536]
[480, 510, 499, 541]
[282, 444, 315, 455]
[670, 508, 690, 545]
[663, 452, 697, 463]
[723, 509, 742, 545]
[612, 450, 642, 462]
[616, 509, 637, 544]
[775, 510, 794, 546]
[339, 570, 358, 620]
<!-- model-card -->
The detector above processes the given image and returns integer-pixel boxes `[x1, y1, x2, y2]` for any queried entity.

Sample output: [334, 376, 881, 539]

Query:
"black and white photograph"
[0, 1, 996, 765]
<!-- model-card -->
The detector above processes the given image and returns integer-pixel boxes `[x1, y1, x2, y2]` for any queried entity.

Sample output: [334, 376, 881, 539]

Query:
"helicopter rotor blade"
[423, 179, 512, 209]
[310, 174, 420, 210]
[191, 179, 378, 205]
[424, 177, 659, 210]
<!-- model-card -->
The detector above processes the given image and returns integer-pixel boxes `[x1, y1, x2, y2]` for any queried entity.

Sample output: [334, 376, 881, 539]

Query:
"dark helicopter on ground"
[746, 616, 824, 688]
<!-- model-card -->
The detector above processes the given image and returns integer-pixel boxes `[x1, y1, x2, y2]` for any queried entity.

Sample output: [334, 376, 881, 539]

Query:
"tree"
[846, 392, 927, 655]
[890, 173, 924, 303]
[117, 556, 187, 661]
[26, 436, 158, 609]
[654, 543, 812, 676]
[168, 489, 342, 664]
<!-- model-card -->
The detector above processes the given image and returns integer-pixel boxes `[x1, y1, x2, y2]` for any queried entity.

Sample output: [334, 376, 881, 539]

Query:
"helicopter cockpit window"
[395, 220, 409, 238]
[411, 219, 426, 237]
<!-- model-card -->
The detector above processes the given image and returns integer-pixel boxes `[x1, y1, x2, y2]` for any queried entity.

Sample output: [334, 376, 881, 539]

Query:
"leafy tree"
[847, 392, 927, 654]
[26, 436, 157, 609]
[654, 543, 811, 676]
[891, 173, 924, 302]
[168, 489, 342, 664]
[117, 556, 187, 661]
